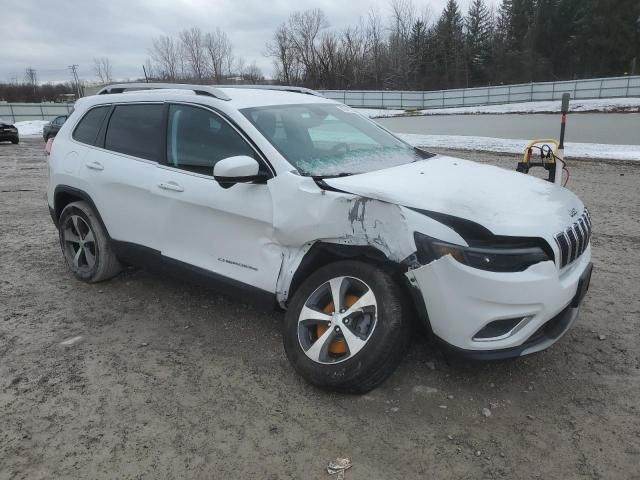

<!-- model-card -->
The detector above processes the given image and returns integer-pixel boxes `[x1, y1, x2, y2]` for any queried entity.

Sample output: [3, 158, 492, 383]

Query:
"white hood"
[324, 155, 584, 237]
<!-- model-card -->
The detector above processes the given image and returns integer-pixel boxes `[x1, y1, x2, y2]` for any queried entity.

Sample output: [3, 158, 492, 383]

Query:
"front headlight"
[414, 232, 550, 272]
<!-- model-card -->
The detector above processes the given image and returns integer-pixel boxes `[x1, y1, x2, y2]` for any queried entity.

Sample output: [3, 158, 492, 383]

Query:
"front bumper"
[406, 245, 592, 357]
[0, 132, 19, 142]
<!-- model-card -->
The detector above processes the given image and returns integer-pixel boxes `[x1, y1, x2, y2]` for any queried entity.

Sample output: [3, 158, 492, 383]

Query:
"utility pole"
[24, 67, 38, 97]
[68, 64, 81, 98]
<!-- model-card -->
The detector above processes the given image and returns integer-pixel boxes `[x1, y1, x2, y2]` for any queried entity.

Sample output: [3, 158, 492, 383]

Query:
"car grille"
[554, 208, 592, 268]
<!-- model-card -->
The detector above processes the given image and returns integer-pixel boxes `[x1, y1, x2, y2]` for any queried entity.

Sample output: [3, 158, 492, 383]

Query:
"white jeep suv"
[47, 83, 593, 393]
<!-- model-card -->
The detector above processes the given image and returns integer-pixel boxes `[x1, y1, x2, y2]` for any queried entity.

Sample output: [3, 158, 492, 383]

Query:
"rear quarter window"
[72, 106, 110, 145]
[104, 104, 164, 161]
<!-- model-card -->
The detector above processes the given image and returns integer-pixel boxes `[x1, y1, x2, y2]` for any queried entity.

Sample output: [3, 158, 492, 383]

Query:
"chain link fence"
[319, 75, 640, 110]
[0, 103, 74, 123]
[2, 76, 639, 121]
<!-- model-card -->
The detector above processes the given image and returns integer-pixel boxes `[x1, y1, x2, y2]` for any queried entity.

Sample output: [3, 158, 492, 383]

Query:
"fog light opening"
[473, 316, 531, 342]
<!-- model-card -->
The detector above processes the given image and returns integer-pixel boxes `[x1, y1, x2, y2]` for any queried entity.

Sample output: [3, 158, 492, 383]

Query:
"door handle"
[158, 181, 184, 192]
[85, 161, 104, 171]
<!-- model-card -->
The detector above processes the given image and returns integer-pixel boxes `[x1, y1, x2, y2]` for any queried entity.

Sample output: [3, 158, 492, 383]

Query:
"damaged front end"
[268, 171, 443, 307]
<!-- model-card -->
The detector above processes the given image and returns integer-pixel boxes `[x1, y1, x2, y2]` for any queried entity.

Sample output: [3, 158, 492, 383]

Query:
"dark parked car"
[0, 118, 19, 144]
[43, 115, 67, 141]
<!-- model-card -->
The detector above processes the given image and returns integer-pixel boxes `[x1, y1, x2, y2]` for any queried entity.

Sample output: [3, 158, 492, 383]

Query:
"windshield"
[242, 103, 431, 177]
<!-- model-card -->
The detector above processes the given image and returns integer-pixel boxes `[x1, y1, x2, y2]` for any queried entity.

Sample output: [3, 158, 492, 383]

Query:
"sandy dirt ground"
[1, 138, 639, 479]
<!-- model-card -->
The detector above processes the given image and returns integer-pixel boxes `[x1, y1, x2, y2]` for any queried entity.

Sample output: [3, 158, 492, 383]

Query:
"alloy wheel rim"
[297, 276, 378, 364]
[62, 215, 97, 272]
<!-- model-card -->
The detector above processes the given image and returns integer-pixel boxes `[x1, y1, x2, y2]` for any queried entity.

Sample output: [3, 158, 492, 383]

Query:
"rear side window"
[105, 104, 164, 161]
[72, 106, 109, 145]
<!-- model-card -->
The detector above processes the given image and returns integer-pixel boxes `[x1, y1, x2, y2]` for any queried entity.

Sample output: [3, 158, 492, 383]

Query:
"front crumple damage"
[346, 197, 412, 257]
[324, 156, 585, 239]
[268, 172, 416, 305]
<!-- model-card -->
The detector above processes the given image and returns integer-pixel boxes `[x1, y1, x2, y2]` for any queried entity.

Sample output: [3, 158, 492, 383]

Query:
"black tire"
[283, 260, 410, 394]
[11, 138, 19, 145]
[58, 201, 122, 283]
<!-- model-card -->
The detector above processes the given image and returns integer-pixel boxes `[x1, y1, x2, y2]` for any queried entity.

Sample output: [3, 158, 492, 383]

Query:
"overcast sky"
[3, 0, 498, 84]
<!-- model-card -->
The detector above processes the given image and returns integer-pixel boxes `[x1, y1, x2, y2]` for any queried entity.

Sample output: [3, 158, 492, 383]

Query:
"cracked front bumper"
[406, 245, 592, 358]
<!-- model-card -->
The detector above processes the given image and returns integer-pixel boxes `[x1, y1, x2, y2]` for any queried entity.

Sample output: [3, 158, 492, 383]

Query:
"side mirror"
[213, 155, 268, 186]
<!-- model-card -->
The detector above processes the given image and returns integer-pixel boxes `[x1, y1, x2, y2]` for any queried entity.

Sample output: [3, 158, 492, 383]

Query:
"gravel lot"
[1, 138, 639, 479]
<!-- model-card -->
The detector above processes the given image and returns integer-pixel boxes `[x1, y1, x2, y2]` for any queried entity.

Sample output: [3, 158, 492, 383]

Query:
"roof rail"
[215, 84, 324, 98]
[96, 83, 231, 101]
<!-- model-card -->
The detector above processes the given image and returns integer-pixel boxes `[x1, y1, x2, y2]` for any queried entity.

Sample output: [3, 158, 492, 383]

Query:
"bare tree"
[179, 27, 208, 82]
[266, 23, 301, 84]
[143, 59, 155, 81]
[287, 9, 329, 87]
[366, 8, 386, 88]
[150, 35, 181, 81]
[205, 28, 234, 82]
[341, 24, 367, 88]
[93, 57, 113, 83]
[316, 31, 341, 88]
[243, 61, 264, 84]
[387, 0, 415, 87]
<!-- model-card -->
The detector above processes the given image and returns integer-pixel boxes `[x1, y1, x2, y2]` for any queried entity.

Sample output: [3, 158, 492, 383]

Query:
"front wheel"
[283, 260, 410, 394]
[58, 201, 122, 283]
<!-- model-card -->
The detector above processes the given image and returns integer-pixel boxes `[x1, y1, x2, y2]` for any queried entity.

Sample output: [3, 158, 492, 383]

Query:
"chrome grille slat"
[567, 228, 578, 263]
[583, 215, 591, 238]
[578, 219, 588, 249]
[555, 209, 592, 268]
[575, 223, 584, 254]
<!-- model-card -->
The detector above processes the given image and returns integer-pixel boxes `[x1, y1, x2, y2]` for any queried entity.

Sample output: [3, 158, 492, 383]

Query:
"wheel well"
[287, 243, 403, 301]
[54, 190, 83, 222]
[287, 242, 434, 340]
[53, 186, 111, 239]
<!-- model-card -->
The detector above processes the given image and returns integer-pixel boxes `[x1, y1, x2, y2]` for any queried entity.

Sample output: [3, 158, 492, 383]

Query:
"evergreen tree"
[433, 0, 465, 88]
[408, 19, 429, 89]
[465, 0, 494, 85]
[263, 0, 640, 90]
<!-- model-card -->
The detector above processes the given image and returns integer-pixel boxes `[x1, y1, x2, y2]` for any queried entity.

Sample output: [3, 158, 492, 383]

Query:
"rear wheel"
[283, 260, 410, 394]
[58, 201, 122, 283]
[11, 138, 18, 144]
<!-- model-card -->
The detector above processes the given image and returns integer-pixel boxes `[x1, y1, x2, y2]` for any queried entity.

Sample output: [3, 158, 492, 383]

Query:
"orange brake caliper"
[316, 294, 360, 355]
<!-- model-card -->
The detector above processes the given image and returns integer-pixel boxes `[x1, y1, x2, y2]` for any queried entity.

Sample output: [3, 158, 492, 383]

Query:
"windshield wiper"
[311, 172, 354, 180]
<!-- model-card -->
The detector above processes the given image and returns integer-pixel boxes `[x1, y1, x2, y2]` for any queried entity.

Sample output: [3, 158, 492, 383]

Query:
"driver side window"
[166, 104, 255, 176]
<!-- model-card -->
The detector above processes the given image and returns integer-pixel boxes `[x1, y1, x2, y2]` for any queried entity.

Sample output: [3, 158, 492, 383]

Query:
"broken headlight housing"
[414, 232, 551, 272]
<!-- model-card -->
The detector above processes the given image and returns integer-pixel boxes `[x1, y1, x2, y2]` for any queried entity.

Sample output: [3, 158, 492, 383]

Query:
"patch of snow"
[15, 120, 48, 137]
[357, 98, 640, 118]
[356, 108, 407, 118]
[399, 133, 640, 162]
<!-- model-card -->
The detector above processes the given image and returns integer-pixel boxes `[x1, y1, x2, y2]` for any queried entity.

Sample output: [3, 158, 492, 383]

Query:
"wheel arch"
[286, 241, 435, 339]
[286, 242, 407, 302]
[53, 186, 111, 240]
